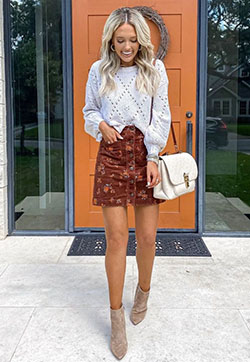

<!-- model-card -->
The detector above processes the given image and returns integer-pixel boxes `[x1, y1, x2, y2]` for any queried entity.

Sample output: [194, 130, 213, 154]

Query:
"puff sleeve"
[143, 59, 171, 156]
[82, 61, 104, 142]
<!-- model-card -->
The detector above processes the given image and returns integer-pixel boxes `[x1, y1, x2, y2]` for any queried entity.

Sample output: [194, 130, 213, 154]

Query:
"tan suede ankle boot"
[130, 283, 150, 325]
[110, 303, 128, 360]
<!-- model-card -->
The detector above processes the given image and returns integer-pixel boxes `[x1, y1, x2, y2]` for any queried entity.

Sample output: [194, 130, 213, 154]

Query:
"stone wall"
[0, 0, 8, 239]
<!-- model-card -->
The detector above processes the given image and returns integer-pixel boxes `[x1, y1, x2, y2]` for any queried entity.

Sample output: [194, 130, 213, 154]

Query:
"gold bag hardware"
[183, 173, 190, 188]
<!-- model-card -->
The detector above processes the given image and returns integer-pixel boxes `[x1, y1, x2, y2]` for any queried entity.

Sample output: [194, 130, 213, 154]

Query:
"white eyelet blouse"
[82, 58, 171, 157]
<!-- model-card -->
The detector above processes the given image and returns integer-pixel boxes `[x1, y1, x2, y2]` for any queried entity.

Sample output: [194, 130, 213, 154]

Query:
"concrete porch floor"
[0, 236, 250, 361]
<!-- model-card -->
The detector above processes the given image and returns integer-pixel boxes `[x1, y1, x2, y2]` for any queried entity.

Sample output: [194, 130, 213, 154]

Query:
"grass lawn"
[227, 123, 250, 137]
[206, 150, 250, 207]
[14, 146, 250, 209]
[24, 121, 64, 139]
[15, 148, 64, 205]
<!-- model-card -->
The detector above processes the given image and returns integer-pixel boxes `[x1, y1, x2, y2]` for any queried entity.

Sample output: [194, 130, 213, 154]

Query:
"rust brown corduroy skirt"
[92, 125, 166, 207]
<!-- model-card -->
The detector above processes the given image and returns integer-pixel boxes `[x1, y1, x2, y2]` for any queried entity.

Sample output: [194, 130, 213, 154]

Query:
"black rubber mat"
[67, 234, 211, 257]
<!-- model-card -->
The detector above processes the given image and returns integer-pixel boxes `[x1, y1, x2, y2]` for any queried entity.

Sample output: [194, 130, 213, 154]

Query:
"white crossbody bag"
[153, 128, 198, 200]
[149, 60, 198, 200]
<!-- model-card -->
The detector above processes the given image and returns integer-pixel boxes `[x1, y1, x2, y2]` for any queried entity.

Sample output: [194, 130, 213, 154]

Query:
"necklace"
[120, 64, 135, 67]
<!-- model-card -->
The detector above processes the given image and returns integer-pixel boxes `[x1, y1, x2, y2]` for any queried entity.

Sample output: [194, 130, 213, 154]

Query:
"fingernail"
[119, 136, 123, 139]
[147, 181, 150, 186]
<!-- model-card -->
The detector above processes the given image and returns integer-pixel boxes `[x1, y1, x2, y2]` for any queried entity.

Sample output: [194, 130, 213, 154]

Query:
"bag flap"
[160, 152, 198, 185]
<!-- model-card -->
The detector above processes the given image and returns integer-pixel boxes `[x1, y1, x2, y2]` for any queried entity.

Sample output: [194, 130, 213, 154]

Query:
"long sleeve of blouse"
[82, 59, 171, 157]
[82, 63, 104, 141]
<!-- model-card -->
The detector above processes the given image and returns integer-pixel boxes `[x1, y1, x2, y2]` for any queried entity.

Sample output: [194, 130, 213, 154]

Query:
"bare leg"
[102, 206, 129, 310]
[134, 204, 159, 292]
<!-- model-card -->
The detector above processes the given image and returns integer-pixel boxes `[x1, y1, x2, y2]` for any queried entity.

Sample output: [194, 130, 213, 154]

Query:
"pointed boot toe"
[130, 283, 150, 325]
[110, 303, 128, 360]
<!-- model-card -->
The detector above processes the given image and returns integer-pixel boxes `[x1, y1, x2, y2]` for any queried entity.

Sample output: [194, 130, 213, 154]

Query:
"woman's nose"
[124, 42, 131, 50]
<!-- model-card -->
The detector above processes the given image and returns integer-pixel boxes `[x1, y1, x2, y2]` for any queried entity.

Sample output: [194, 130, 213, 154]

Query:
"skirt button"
[129, 166, 134, 171]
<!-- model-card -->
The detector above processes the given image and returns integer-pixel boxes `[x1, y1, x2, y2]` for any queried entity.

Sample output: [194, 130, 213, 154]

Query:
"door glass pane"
[205, 0, 250, 231]
[11, 0, 65, 230]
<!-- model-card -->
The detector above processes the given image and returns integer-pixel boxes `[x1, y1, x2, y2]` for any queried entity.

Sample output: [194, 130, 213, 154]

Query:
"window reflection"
[206, 0, 250, 231]
[11, 0, 65, 230]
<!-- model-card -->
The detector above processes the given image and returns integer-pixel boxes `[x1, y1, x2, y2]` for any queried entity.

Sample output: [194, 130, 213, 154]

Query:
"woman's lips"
[122, 52, 132, 57]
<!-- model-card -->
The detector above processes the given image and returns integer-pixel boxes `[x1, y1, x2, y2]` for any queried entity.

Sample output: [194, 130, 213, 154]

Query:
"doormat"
[67, 234, 211, 257]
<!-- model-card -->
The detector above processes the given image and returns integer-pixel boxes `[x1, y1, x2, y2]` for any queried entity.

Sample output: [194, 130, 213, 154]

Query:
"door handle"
[186, 121, 193, 154]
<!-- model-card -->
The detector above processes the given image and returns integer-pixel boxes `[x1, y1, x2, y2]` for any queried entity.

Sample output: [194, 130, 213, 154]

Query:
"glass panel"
[239, 101, 247, 115]
[205, 0, 250, 231]
[222, 101, 230, 115]
[11, 0, 65, 230]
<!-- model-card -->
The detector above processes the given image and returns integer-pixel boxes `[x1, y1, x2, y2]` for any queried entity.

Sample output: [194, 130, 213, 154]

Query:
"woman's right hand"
[98, 121, 123, 143]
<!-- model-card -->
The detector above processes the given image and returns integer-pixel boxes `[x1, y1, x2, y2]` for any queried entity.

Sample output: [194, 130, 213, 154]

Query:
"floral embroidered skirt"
[92, 125, 166, 207]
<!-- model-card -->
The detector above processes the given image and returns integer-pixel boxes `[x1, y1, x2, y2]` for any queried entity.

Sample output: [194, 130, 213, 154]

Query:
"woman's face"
[112, 23, 140, 67]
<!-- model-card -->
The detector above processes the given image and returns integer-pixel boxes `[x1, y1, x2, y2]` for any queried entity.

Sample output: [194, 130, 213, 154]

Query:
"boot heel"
[110, 303, 128, 360]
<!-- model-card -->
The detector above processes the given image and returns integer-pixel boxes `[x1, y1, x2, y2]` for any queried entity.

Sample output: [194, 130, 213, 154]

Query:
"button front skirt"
[92, 125, 166, 207]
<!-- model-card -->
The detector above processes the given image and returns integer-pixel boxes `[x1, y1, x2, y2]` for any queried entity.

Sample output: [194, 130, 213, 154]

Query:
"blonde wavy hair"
[98, 7, 161, 97]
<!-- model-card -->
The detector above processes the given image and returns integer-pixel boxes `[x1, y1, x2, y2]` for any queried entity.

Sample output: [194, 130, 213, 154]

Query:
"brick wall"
[0, 0, 8, 239]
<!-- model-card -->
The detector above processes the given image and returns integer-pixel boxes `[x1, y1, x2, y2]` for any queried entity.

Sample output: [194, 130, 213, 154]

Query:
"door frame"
[196, 0, 208, 235]
[3, 0, 214, 236]
[70, 0, 206, 235]
[5, 0, 250, 236]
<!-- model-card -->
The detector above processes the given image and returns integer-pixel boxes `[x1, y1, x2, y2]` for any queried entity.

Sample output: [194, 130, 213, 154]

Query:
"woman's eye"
[117, 40, 137, 44]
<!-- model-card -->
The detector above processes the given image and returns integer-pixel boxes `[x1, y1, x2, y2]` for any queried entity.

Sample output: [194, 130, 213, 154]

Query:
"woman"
[82, 7, 171, 360]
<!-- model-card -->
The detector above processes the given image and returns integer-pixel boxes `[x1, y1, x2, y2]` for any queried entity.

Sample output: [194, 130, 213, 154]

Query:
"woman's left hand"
[146, 161, 161, 188]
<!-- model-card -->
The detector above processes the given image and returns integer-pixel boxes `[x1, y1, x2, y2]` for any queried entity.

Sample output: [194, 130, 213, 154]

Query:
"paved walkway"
[0, 236, 250, 361]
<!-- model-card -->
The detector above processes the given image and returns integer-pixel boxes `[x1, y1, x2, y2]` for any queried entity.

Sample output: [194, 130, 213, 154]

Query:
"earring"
[138, 45, 142, 51]
[111, 44, 115, 52]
